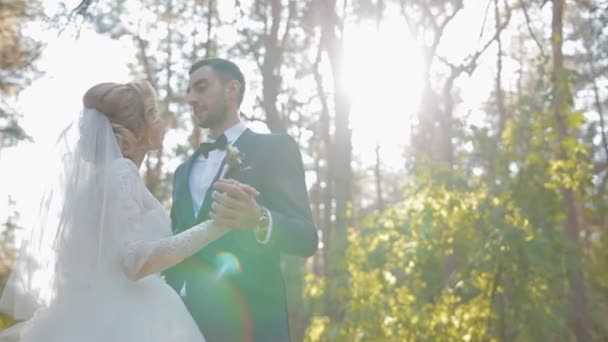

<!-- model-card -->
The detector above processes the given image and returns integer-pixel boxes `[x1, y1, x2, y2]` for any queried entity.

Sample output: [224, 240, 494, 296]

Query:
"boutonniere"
[220, 144, 251, 179]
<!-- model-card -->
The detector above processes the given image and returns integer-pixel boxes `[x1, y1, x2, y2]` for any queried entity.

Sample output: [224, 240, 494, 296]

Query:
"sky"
[0, 19, 135, 232]
[0, 0, 524, 234]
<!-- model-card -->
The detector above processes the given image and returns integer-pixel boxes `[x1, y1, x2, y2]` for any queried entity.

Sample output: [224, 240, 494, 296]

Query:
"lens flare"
[214, 251, 242, 279]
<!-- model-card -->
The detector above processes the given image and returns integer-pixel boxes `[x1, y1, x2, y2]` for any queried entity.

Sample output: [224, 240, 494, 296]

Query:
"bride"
[0, 80, 256, 341]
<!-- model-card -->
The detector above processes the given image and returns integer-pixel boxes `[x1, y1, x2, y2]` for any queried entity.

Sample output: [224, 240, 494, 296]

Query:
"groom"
[166, 58, 318, 342]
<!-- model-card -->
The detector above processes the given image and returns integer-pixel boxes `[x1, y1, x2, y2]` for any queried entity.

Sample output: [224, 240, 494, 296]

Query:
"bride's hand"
[209, 179, 261, 229]
[215, 179, 259, 197]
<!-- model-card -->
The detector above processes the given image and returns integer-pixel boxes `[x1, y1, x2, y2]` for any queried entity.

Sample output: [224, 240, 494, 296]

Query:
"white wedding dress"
[0, 109, 223, 341]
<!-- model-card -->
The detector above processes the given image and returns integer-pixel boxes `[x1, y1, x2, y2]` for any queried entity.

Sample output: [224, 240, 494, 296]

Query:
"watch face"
[260, 216, 269, 226]
[255, 221, 268, 241]
[258, 208, 269, 228]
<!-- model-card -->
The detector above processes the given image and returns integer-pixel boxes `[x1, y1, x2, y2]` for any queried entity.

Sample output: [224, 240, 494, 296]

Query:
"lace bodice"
[109, 158, 226, 281]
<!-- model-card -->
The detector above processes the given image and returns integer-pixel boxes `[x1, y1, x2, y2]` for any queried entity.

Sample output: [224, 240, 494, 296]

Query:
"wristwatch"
[254, 206, 270, 241]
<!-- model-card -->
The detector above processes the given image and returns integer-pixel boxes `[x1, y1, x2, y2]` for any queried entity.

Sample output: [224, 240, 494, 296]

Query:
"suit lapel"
[230, 129, 257, 185]
[195, 156, 228, 222]
[184, 128, 258, 225]
[232, 127, 254, 150]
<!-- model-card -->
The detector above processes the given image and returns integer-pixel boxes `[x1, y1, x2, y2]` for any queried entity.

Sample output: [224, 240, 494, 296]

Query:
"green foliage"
[0, 0, 42, 147]
[0, 314, 14, 331]
[337, 179, 568, 340]
[0, 199, 20, 332]
[305, 74, 606, 339]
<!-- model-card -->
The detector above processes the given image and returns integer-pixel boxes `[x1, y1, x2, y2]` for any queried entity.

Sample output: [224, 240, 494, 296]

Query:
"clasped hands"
[209, 179, 262, 230]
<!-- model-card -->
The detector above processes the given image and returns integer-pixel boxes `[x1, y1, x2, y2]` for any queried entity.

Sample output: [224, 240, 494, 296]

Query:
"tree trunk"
[495, 0, 507, 137]
[205, 0, 215, 58]
[313, 43, 333, 279]
[143, 0, 174, 197]
[319, 0, 352, 324]
[283, 255, 306, 342]
[311, 135, 323, 276]
[321, 0, 351, 239]
[191, 0, 217, 148]
[491, 1, 507, 338]
[253, 1, 305, 338]
[583, 10, 608, 165]
[259, 0, 295, 134]
[551, 1, 591, 340]
[374, 143, 384, 211]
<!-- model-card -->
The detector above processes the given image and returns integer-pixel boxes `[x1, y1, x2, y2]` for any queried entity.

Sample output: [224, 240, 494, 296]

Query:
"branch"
[240, 111, 267, 124]
[164, 1, 174, 101]
[279, 0, 297, 53]
[399, 0, 419, 39]
[72, 0, 95, 16]
[65, 0, 96, 30]
[478, 0, 493, 43]
[598, 169, 608, 206]
[419, 2, 439, 32]
[235, 0, 263, 69]
[586, 4, 608, 165]
[239, 28, 264, 70]
[205, 0, 215, 58]
[518, 0, 547, 58]
[439, 1, 511, 76]
[594, 162, 608, 173]
[435, 1, 464, 51]
[133, 35, 158, 90]
[339, 0, 347, 34]
[417, 0, 464, 61]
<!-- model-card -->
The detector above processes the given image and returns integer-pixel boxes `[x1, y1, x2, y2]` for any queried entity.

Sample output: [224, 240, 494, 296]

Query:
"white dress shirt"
[188, 122, 273, 244]
[190, 122, 247, 215]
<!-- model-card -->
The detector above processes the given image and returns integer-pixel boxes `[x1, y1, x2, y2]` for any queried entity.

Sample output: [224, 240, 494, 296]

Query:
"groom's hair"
[189, 58, 246, 106]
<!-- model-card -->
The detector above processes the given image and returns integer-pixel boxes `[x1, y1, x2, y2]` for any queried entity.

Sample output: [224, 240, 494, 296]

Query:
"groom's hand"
[210, 179, 262, 229]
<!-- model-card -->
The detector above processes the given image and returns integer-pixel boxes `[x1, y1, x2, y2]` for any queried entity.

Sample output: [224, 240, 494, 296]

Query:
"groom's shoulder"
[247, 132, 302, 167]
[250, 131, 298, 150]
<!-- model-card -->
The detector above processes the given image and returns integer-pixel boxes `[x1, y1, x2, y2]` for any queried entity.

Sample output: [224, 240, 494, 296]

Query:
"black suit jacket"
[166, 129, 318, 342]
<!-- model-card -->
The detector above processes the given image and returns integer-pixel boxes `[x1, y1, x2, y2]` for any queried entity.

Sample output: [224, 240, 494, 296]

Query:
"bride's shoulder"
[105, 158, 144, 196]
[107, 158, 141, 185]
[110, 157, 139, 173]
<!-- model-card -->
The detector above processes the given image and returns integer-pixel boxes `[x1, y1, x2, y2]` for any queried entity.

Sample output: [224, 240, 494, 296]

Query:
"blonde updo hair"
[82, 80, 159, 158]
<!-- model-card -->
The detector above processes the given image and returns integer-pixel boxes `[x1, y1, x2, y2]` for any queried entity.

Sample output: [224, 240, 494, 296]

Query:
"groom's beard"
[200, 99, 228, 129]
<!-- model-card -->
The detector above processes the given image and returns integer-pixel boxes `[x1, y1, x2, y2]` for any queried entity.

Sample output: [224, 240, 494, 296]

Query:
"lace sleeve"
[111, 159, 228, 281]
[113, 159, 145, 226]
[121, 221, 227, 281]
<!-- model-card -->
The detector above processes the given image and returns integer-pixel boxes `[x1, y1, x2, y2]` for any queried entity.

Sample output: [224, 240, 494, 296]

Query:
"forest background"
[1, 0, 607, 340]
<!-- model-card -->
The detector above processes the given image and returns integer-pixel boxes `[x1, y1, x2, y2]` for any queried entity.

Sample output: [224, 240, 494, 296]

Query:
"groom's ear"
[226, 80, 241, 103]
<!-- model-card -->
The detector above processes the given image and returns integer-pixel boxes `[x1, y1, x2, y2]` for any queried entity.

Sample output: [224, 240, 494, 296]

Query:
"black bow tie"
[196, 134, 228, 158]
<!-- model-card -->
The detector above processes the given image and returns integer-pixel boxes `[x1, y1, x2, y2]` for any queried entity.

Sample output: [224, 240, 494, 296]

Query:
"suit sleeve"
[259, 134, 318, 257]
